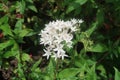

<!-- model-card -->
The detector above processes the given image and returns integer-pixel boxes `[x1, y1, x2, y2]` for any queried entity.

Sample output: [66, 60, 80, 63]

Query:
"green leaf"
[21, 53, 31, 61]
[118, 47, 120, 53]
[3, 42, 19, 58]
[3, 50, 19, 58]
[46, 59, 55, 80]
[74, 57, 86, 68]
[14, 21, 32, 39]
[48, 0, 55, 3]
[17, 63, 26, 80]
[0, 16, 8, 25]
[31, 58, 41, 71]
[0, 3, 3, 11]
[97, 65, 107, 78]
[58, 68, 80, 79]
[86, 64, 97, 80]
[34, 68, 41, 73]
[15, 19, 24, 31]
[75, 0, 88, 5]
[89, 43, 108, 52]
[85, 22, 98, 37]
[0, 40, 14, 51]
[9, 5, 16, 13]
[74, 7, 81, 15]
[0, 24, 14, 36]
[16, 1, 25, 14]
[19, 29, 30, 37]
[43, 76, 51, 80]
[20, 0, 26, 14]
[66, 3, 79, 14]
[1, 0, 8, 3]
[114, 68, 120, 80]
[26, 0, 37, 12]
[96, 9, 104, 25]
[26, 31, 36, 36]
[75, 56, 95, 68]
[26, 0, 33, 3]
[27, 4, 37, 12]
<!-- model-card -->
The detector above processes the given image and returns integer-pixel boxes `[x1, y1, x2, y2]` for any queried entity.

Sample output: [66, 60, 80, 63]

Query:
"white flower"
[53, 44, 65, 56]
[78, 19, 83, 24]
[43, 48, 51, 59]
[66, 42, 73, 48]
[62, 33, 73, 43]
[60, 52, 68, 60]
[39, 19, 83, 60]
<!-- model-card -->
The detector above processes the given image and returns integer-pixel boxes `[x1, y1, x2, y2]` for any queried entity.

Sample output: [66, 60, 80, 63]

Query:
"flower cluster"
[39, 19, 83, 60]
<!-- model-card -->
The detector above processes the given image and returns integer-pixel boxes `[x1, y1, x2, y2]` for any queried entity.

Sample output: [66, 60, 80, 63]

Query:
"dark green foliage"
[0, 0, 120, 80]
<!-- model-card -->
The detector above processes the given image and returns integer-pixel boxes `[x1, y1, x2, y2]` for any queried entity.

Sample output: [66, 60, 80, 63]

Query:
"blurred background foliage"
[0, 0, 120, 80]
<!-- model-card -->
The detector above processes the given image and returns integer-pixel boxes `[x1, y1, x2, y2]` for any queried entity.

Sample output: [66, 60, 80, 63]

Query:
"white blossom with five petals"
[39, 19, 83, 60]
